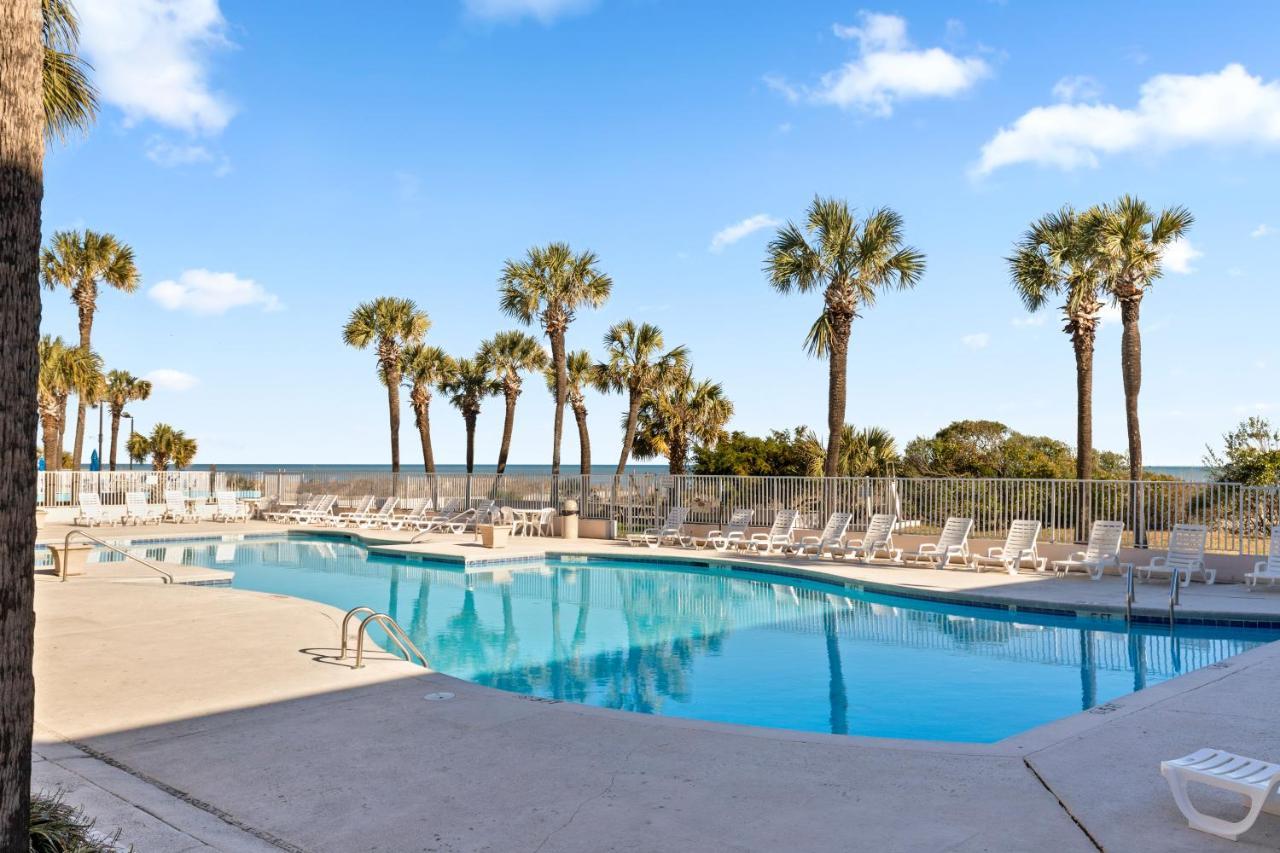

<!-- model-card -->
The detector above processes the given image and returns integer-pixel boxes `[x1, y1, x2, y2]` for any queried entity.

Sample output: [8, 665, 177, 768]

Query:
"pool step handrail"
[339, 606, 428, 670]
[1124, 564, 1136, 623]
[1169, 562, 1181, 625]
[60, 530, 174, 584]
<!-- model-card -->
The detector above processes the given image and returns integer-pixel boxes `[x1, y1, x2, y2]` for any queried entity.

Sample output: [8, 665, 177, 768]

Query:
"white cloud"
[1051, 75, 1101, 102]
[975, 64, 1280, 176]
[1252, 224, 1273, 238]
[77, 0, 234, 134]
[144, 369, 199, 392]
[463, 0, 594, 23]
[710, 214, 780, 253]
[961, 332, 990, 350]
[1161, 237, 1202, 274]
[1011, 315, 1046, 327]
[1233, 402, 1275, 414]
[1098, 302, 1122, 326]
[769, 12, 988, 117]
[149, 269, 281, 314]
[144, 137, 230, 175]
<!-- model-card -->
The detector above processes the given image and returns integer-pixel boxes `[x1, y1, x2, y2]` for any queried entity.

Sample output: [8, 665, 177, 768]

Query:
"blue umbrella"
[37, 456, 45, 471]
[89, 449, 101, 472]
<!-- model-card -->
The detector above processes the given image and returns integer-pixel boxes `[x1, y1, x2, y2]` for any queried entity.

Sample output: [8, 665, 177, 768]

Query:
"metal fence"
[36, 469, 1279, 555]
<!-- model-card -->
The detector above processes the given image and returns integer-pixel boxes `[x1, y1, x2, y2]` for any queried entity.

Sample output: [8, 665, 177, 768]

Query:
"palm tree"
[479, 330, 548, 474]
[36, 335, 100, 469]
[342, 297, 429, 473]
[499, 243, 612, 479]
[546, 350, 595, 474]
[766, 197, 924, 476]
[102, 370, 151, 471]
[631, 367, 733, 474]
[1091, 195, 1194, 483]
[594, 320, 687, 476]
[142, 423, 195, 471]
[171, 431, 197, 469]
[800, 424, 899, 477]
[42, 0, 97, 141]
[401, 344, 455, 474]
[1009, 207, 1104, 485]
[126, 430, 150, 468]
[441, 356, 500, 474]
[40, 229, 139, 468]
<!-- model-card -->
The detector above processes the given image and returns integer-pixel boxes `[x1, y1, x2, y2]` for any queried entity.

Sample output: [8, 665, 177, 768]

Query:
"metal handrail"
[1124, 564, 1135, 623]
[338, 606, 428, 669]
[1169, 562, 1182, 623]
[60, 530, 173, 584]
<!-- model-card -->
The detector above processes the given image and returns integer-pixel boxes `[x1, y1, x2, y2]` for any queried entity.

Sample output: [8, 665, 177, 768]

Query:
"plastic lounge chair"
[212, 491, 251, 523]
[333, 495, 376, 525]
[292, 495, 338, 525]
[74, 493, 115, 527]
[264, 495, 319, 522]
[900, 517, 974, 569]
[339, 496, 396, 528]
[787, 512, 853, 559]
[162, 490, 200, 524]
[1161, 748, 1280, 840]
[685, 509, 754, 551]
[1245, 528, 1280, 590]
[1051, 520, 1125, 580]
[741, 509, 800, 554]
[831, 513, 898, 561]
[971, 519, 1046, 575]
[384, 501, 431, 531]
[626, 507, 689, 548]
[420, 500, 497, 534]
[124, 491, 163, 526]
[1137, 524, 1213, 586]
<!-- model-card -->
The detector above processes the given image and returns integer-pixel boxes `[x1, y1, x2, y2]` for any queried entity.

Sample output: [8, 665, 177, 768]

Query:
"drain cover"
[424, 692, 455, 701]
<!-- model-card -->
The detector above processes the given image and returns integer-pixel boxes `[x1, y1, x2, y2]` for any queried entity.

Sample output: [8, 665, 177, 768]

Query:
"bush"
[30, 791, 125, 853]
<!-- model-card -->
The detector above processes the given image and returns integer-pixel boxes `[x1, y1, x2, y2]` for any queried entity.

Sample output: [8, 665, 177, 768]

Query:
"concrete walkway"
[32, 524, 1280, 851]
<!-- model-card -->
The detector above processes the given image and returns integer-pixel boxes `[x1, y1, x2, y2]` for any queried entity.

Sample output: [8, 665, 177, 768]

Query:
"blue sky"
[41, 0, 1280, 466]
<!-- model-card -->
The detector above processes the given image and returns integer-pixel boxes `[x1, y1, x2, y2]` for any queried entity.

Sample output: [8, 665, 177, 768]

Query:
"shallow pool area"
[76, 533, 1280, 742]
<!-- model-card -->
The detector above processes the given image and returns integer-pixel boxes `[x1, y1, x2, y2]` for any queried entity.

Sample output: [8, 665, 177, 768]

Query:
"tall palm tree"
[41, 0, 97, 141]
[401, 344, 455, 474]
[442, 356, 500, 474]
[499, 243, 612, 479]
[631, 367, 733, 474]
[551, 350, 596, 474]
[102, 370, 151, 471]
[36, 335, 100, 469]
[594, 320, 687, 476]
[40, 229, 139, 468]
[479, 330, 548, 474]
[171, 430, 197, 469]
[126, 430, 150, 468]
[1091, 195, 1194, 483]
[766, 197, 924, 476]
[342, 297, 429, 473]
[1009, 207, 1104, 484]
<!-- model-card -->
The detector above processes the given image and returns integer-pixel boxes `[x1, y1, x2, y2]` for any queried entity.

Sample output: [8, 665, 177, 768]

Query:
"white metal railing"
[35, 470, 263, 509]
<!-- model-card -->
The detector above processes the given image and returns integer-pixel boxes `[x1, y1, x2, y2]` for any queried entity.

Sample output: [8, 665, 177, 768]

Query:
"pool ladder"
[339, 606, 429, 670]
[1122, 564, 1181, 627]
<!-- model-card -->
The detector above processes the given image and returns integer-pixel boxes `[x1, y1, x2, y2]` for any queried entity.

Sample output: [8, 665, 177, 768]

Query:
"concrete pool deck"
[32, 521, 1280, 850]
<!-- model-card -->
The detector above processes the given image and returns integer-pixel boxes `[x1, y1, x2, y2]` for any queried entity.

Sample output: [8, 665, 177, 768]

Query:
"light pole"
[95, 402, 105, 470]
[123, 412, 135, 471]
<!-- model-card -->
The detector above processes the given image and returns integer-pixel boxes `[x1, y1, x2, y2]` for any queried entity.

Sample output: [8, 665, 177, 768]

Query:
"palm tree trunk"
[495, 391, 517, 475]
[108, 411, 121, 471]
[823, 607, 848, 735]
[824, 319, 851, 478]
[0, 0, 44, 840]
[414, 400, 435, 474]
[1120, 297, 1145, 546]
[55, 395, 67, 466]
[70, 302, 93, 469]
[573, 403, 591, 474]
[1073, 330, 1095, 541]
[71, 398, 86, 469]
[385, 368, 401, 474]
[549, 330, 566, 479]
[40, 408, 60, 472]
[464, 412, 477, 474]
[615, 390, 641, 476]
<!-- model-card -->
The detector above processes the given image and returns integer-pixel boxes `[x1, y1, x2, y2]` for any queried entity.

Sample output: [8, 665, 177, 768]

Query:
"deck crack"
[1023, 756, 1104, 852]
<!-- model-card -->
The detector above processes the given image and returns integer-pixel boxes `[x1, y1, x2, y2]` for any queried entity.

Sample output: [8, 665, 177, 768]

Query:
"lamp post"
[123, 412, 135, 471]
[95, 402, 105, 470]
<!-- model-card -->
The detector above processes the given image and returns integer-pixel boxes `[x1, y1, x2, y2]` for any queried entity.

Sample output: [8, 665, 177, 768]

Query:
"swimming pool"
[82, 534, 1280, 742]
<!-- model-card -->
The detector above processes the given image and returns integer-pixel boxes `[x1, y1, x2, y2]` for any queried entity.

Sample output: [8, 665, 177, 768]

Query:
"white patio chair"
[970, 519, 1046, 574]
[264, 495, 319, 522]
[1162, 748, 1280, 840]
[333, 495, 376, 526]
[741, 509, 800, 554]
[292, 495, 339, 525]
[1245, 528, 1280, 590]
[73, 493, 115, 527]
[900, 517, 974, 569]
[832, 513, 899, 562]
[162, 490, 199, 524]
[124, 491, 163, 526]
[626, 507, 689, 548]
[340, 496, 396, 529]
[211, 491, 251, 523]
[419, 500, 497, 534]
[1051, 520, 1125, 580]
[787, 512, 854, 560]
[533, 507, 555, 536]
[685, 508, 754, 551]
[1137, 523, 1213, 586]
[385, 501, 431, 531]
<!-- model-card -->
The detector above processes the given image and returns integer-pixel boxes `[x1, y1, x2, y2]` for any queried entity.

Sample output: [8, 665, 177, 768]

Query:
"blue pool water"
[88, 534, 1279, 742]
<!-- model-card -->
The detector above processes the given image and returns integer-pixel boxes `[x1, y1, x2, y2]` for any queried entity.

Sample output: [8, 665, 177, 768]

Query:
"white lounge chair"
[626, 507, 690, 548]
[1051, 520, 1125, 580]
[832, 513, 898, 562]
[74, 493, 115, 527]
[340, 496, 396, 529]
[787, 512, 853, 559]
[1245, 528, 1280, 590]
[334, 495, 376, 525]
[162, 490, 200, 524]
[1137, 523, 1213, 586]
[384, 501, 431, 531]
[124, 491, 163, 526]
[291, 495, 338, 525]
[970, 519, 1046, 574]
[212, 491, 251, 523]
[264, 495, 317, 523]
[741, 509, 800, 554]
[418, 500, 497, 534]
[685, 509, 754, 551]
[1162, 748, 1280, 840]
[900, 517, 974, 569]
